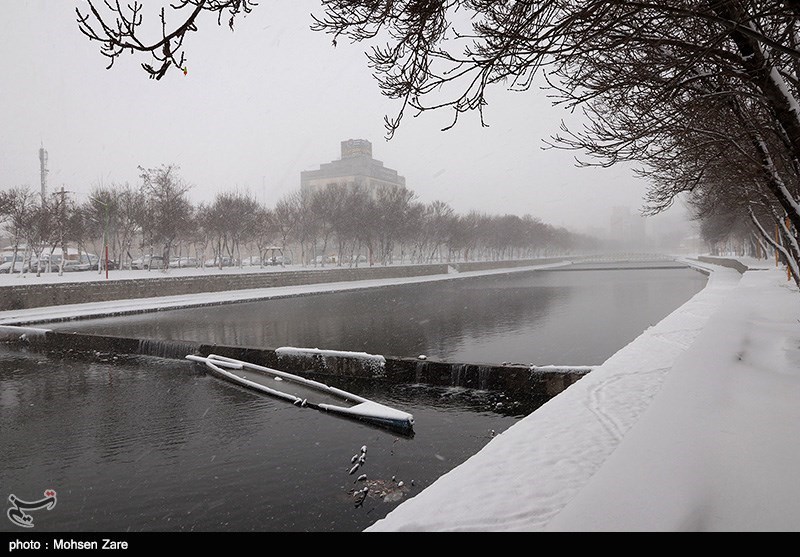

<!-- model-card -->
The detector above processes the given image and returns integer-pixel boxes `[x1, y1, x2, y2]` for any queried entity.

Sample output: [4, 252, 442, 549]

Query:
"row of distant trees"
[0, 164, 598, 273]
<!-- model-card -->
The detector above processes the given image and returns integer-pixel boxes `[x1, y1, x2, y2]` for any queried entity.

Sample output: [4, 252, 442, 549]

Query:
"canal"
[1, 263, 708, 532]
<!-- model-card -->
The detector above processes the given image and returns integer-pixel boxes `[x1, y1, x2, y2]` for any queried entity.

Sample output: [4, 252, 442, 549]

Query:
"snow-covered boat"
[185, 353, 415, 434]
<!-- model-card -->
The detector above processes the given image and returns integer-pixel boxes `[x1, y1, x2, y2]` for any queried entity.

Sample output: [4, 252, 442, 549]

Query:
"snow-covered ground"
[365, 257, 800, 532]
[0, 263, 312, 286]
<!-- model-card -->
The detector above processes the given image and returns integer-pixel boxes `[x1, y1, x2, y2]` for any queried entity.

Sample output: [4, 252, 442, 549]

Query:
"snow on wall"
[275, 346, 386, 365]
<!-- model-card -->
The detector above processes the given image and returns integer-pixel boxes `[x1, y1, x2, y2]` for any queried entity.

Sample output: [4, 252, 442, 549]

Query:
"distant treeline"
[0, 164, 600, 271]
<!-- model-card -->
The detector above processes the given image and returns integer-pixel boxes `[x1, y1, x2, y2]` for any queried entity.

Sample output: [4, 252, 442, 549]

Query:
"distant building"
[300, 139, 406, 197]
[610, 206, 647, 246]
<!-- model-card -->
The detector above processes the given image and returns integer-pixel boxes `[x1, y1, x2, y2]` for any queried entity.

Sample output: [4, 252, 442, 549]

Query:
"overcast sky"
[0, 1, 691, 235]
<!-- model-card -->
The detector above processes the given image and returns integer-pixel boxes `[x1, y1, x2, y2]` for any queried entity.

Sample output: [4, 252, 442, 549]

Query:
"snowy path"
[544, 265, 800, 531]
[366, 259, 800, 531]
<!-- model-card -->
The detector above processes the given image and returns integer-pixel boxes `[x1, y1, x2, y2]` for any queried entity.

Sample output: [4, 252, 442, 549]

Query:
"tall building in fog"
[610, 206, 647, 246]
[300, 139, 406, 196]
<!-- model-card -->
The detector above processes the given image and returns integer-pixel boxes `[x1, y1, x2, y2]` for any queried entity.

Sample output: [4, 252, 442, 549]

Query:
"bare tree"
[76, 0, 256, 80]
[2, 186, 38, 273]
[139, 164, 193, 268]
[117, 184, 147, 269]
[273, 192, 301, 264]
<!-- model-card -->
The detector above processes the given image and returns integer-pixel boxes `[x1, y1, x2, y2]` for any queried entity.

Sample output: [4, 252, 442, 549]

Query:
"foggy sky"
[0, 1, 690, 234]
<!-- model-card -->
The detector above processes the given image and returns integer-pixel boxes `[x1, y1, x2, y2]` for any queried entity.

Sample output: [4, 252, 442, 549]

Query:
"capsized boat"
[185, 353, 414, 434]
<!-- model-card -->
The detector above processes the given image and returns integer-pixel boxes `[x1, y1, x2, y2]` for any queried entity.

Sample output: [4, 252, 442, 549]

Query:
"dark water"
[2, 265, 708, 532]
[0, 347, 528, 533]
[52, 267, 708, 365]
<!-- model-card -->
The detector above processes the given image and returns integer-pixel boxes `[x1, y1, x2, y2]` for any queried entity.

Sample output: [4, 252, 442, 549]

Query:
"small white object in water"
[274, 376, 283, 381]
[418, 355, 427, 360]
[391, 475, 396, 482]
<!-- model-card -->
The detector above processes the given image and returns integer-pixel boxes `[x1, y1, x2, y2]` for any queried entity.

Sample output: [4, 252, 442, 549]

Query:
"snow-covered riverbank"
[365, 257, 800, 532]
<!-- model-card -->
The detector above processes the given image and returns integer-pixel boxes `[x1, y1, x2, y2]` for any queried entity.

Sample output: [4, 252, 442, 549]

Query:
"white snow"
[275, 347, 386, 366]
[365, 257, 800, 532]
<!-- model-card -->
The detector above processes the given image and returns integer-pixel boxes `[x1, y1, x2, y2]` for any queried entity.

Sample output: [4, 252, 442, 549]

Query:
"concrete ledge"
[1, 328, 589, 400]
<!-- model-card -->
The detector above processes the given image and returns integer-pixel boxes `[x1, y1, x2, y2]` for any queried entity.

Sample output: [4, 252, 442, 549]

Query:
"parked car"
[240, 256, 262, 267]
[313, 255, 337, 265]
[0, 254, 31, 274]
[131, 255, 166, 270]
[204, 256, 236, 267]
[170, 256, 199, 268]
[63, 254, 98, 272]
[266, 255, 292, 266]
[31, 254, 60, 273]
[91, 257, 118, 271]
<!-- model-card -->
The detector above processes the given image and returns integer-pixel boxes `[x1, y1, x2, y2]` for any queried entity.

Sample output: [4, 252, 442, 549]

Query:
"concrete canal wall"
[0, 327, 589, 399]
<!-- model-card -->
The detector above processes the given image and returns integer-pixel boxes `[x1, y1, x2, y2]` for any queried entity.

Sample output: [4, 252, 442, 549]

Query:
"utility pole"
[39, 145, 48, 204]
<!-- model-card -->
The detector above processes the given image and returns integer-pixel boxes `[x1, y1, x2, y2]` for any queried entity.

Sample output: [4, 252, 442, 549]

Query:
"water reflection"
[52, 267, 708, 365]
[0, 348, 522, 532]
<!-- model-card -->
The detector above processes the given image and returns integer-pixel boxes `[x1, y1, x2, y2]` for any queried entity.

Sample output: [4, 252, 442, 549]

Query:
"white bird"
[357, 474, 367, 482]
[351, 454, 359, 463]
[397, 481, 404, 488]
[418, 355, 427, 360]
[349, 463, 360, 475]
[360, 445, 367, 454]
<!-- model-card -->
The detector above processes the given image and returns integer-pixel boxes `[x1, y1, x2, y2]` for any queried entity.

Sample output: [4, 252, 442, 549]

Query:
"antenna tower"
[39, 145, 49, 201]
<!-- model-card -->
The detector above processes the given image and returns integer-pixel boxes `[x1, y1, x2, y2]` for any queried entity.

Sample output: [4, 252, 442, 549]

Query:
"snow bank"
[366, 260, 744, 531]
